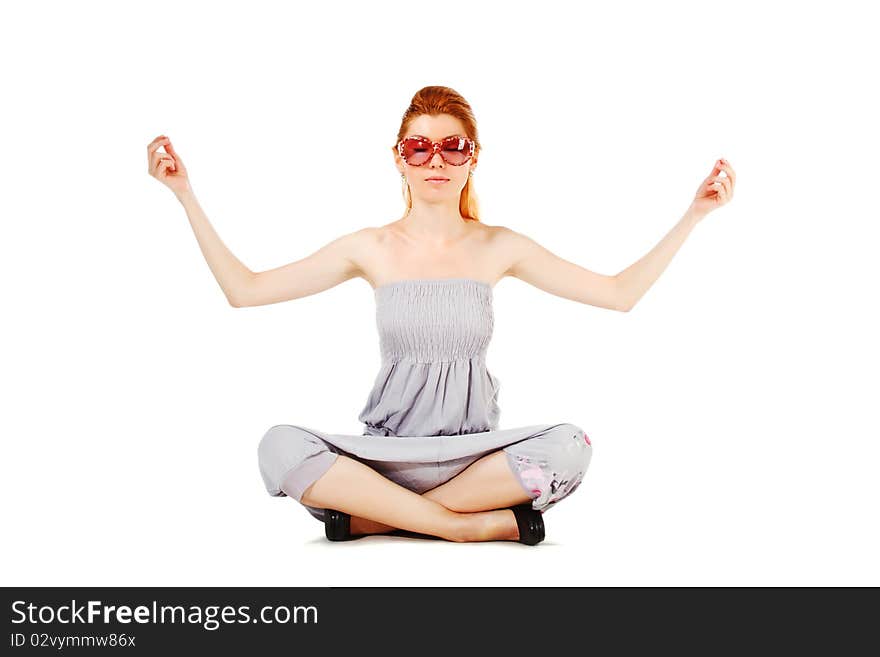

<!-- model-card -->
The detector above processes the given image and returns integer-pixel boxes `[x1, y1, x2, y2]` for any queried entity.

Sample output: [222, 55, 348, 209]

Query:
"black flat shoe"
[510, 503, 545, 545]
[324, 509, 365, 541]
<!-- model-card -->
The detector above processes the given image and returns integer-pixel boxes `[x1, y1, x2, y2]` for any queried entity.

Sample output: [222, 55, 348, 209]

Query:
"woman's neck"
[402, 201, 469, 240]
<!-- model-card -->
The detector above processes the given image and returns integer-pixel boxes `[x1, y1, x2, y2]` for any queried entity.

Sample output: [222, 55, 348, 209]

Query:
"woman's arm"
[148, 135, 254, 306]
[614, 207, 702, 312]
[615, 159, 735, 310]
[174, 179, 363, 308]
[233, 228, 367, 307]
[179, 182, 364, 306]
[176, 188, 255, 307]
[506, 159, 735, 312]
[149, 135, 364, 307]
[501, 209, 701, 312]
[502, 227, 626, 311]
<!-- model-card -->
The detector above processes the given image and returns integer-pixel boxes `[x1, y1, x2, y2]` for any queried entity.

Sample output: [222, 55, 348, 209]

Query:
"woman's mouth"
[426, 177, 449, 183]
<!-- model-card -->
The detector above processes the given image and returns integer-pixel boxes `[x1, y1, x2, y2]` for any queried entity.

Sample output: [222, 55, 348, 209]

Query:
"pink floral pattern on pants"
[505, 425, 592, 513]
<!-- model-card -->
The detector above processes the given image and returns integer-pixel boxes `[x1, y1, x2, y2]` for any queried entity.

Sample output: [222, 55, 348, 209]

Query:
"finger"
[715, 168, 732, 195]
[147, 141, 171, 171]
[718, 158, 735, 187]
[151, 153, 174, 175]
[151, 141, 177, 171]
[150, 150, 170, 171]
[706, 164, 728, 182]
[158, 159, 175, 178]
[147, 136, 170, 156]
[709, 175, 729, 196]
[164, 139, 183, 168]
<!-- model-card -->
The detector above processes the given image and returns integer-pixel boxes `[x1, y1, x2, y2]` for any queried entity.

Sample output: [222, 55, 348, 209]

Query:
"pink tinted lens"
[440, 137, 471, 165]
[401, 138, 433, 165]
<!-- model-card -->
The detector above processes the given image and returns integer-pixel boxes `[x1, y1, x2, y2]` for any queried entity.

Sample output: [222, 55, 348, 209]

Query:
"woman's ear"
[391, 146, 405, 175]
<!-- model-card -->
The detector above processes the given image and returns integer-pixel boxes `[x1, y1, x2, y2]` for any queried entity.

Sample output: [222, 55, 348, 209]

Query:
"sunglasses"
[397, 135, 476, 166]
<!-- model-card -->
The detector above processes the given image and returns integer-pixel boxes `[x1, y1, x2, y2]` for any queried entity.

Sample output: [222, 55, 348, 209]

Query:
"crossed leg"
[297, 450, 530, 541]
[339, 450, 530, 538]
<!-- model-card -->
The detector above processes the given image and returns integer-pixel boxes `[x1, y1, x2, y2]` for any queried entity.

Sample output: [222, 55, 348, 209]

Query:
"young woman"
[147, 85, 735, 546]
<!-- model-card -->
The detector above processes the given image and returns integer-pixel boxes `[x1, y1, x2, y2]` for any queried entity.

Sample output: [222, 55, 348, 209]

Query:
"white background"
[2, 0, 877, 586]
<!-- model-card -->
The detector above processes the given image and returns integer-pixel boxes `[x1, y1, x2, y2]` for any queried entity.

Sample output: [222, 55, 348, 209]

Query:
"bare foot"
[349, 515, 398, 536]
[462, 509, 520, 542]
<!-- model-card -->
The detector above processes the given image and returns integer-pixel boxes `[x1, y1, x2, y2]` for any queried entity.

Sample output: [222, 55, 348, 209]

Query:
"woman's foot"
[349, 508, 523, 543]
[462, 509, 521, 542]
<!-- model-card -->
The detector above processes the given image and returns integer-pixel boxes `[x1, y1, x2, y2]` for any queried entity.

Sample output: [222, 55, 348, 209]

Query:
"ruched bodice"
[357, 278, 501, 436]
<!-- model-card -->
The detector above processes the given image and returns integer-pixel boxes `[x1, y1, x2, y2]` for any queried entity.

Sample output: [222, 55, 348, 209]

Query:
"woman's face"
[394, 114, 477, 200]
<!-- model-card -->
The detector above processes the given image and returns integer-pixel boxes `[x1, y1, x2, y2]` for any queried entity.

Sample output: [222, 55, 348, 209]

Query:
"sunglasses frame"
[397, 135, 476, 167]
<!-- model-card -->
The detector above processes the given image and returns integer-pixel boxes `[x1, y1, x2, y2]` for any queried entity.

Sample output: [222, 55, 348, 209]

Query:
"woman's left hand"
[689, 158, 736, 222]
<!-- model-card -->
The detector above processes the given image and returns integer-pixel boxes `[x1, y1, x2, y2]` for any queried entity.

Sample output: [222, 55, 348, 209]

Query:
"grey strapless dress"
[257, 278, 593, 522]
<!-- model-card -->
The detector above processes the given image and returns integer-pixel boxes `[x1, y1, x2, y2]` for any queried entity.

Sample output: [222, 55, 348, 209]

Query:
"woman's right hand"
[147, 134, 192, 197]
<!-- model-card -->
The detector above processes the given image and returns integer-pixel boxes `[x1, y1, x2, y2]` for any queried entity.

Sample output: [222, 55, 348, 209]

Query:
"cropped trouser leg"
[501, 423, 593, 514]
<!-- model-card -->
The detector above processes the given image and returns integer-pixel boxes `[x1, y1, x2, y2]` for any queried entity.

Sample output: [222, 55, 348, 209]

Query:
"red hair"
[395, 86, 482, 222]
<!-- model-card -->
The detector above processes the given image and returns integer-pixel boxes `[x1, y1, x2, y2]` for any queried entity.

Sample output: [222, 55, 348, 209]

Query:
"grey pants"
[258, 422, 593, 522]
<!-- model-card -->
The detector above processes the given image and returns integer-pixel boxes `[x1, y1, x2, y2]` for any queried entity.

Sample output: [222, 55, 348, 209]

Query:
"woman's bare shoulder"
[482, 222, 526, 247]
[347, 224, 393, 248]
[344, 223, 400, 274]
[359, 219, 406, 240]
